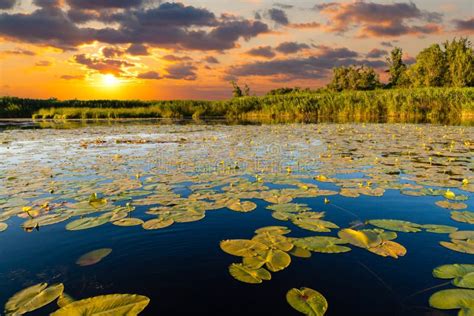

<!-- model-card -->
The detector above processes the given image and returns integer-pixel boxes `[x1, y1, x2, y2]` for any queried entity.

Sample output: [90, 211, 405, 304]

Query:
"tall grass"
[1, 87, 473, 121]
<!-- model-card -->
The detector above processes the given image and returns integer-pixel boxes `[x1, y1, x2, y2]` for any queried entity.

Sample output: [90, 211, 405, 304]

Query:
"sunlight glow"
[102, 74, 120, 87]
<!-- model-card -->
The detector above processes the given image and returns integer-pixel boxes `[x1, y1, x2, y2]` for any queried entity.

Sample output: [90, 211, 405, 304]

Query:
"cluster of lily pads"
[0, 123, 472, 315]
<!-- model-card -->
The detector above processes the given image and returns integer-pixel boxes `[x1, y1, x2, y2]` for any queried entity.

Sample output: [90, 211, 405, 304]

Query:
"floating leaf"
[0, 222, 7, 232]
[451, 211, 474, 224]
[88, 193, 108, 209]
[367, 241, 407, 258]
[368, 219, 422, 233]
[243, 249, 291, 272]
[289, 246, 312, 258]
[220, 239, 268, 257]
[112, 218, 144, 227]
[338, 228, 382, 249]
[226, 200, 257, 212]
[422, 224, 458, 234]
[429, 289, 474, 316]
[228, 263, 271, 284]
[293, 219, 339, 233]
[254, 226, 291, 235]
[440, 240, 474, 255]
[286, 287, 328, 316]
[142, 218, 174, 230]
[76, 248, 112, 266]
[436, 200, 468, 210]
[253, 233, 293, 251]
[292, 236, 351, 253]
[57, 293, 75, 308]
[66, 215, 110, 231]
[266, 203, 311, 213]
[5, 283, 64, 315]
[51, 294, 150, 315]
[433, 264, 474, 289]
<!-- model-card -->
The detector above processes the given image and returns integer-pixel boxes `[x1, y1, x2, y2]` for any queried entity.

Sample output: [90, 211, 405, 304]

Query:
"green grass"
[1, 88, 473, 121]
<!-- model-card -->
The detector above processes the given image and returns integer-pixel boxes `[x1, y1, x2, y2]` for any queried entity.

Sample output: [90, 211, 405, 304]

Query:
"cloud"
[137, 71, 161, 80]
[273, 3, 294, 10]
[266, 8, 289, 25]
[60, 74, 84, 80]
[162, 54, 192, 62]
[2, 48, 36, 56]
[367, 48, 387, 58]
[227, 45, 384, 81]
[126, 43, 149, 56]
[246, 46, 275, 58]
[452, 17, 474, 32]
[164, 63, 197, 80]
[289, 22, 321, 29]
[0, 2, 269, 51]
[203, 56, 219, 64]
[316, 1, 443, 37]
[380, 41, 394, 47]
[275, 42, 309, 54]
[73, 53, 135, 75]
[0, 0, 16, 9]
[101, 46, 124, 58]
[35, 60, 51, 66]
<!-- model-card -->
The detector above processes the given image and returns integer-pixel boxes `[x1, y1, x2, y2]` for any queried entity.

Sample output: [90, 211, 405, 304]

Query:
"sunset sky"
[0, 0, 472, 100]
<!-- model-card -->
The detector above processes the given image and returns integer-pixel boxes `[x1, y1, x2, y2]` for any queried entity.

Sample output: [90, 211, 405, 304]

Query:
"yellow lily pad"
[292, 236, 351, 253]
[76, 248, 112, 266]
[220, 239, 268, 257]
[227, 200, 257, 212]
[111, 218, 144, 227]
[142, 218, 174, 230]
[5, 283, 64, 315]
[429, 289, 474, 315]
[286, 287, 328, 316]
[228, 263, 271, 284]
[338, 228, 382, 249]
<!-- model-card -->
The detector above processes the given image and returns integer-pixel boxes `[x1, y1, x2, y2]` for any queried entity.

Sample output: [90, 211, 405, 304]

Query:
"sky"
[0, 0, 472, 100]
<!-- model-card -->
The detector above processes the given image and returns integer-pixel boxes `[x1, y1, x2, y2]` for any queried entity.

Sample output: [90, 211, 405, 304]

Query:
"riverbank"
[1, 87, 473, 121]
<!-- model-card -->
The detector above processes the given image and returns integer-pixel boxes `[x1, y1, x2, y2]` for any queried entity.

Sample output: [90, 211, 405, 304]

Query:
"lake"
[0, 120, 472, 315]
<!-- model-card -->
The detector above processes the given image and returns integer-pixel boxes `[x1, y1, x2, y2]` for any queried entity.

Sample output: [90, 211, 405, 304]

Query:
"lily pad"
[289, 246, 312, 258]
[293, 219, 339, 233]
[368, 219, 422, 233]
[436, 200, 468, 210]
[338, 228, 382, 249]
[227, 200, 257, 212]
[243, 249, 291, 272]
[286, 287, 328, 316]
[451, 211, 474, 224]
[433, 264, 474, 289]
[142, 218, 174, 230]
[367, 241, 407, 258]
[0, 222, 7, 232]
[66, 216, 110, 231]
[220, 239, 268, 257]
[76, 248, 112, 266]
[254, 226, 291, 235]
[292, 236, 351, 253]
[422, 224, 458, 234]
[429, 289, 474, 315]
[111, 218, 144, 227]
[51, 294, 150, 315]
[5, 283, 64, 315]
[228, 263, 271, 284]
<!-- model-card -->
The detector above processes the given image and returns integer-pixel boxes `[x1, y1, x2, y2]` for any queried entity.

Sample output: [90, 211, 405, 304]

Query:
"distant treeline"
[2, 88, 471, 121]
[0, 38, 473, 121]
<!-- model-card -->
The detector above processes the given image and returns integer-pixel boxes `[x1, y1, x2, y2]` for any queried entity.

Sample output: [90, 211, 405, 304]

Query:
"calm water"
[0, 120, 472, 315]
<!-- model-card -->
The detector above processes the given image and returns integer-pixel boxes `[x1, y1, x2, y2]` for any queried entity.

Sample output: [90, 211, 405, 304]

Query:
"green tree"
[328, 65, 381, 91]
[231, 81, 243, 98]
[387, 47, 407, 87]
[243, 84, 251, 96]
[409, 44, 446, 87]
[443, 38, 474, 87]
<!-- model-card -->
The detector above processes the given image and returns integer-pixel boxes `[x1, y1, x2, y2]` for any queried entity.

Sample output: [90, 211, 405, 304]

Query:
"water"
[0, 120, 472, 315]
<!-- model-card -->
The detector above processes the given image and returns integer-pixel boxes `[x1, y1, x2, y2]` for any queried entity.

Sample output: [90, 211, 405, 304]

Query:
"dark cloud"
[164, 63, 197, 80]
[2, 48, 36, 56]
[162, 54, 192, 62]
[453, 17, 474, 32]
[289, 21, 321, 29]
[380, 41, 394, 47]
[367, 48, 387, 58]
[246, 46, 275, 58]
[316, 1, 443, 37]
[60, 74, 84, 80]
[67, 0, 145, 10]
[35, 60, 51, 66]
[275, 42, 309, 54]
[227, 45, 384, 81]
[126, 43, 149, 56]
[73, 53, 135, 75]
[266, 8, 289, 25]
[0, 2, 269, 51]
[0, 0, 17, 10]
[204, 56, 219, 64]
[137, 71, 161, 80]
[101, 46, 124, 58]
[33, 0, 61, 9]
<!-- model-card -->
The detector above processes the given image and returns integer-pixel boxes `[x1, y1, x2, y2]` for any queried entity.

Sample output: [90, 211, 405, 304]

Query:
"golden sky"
[0, 0, 472, 100]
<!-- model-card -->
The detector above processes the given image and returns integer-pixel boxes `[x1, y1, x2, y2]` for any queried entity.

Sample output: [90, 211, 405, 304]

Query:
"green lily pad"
[429, 289, 474, 315]
[253, 233, 293, 251]
[368, 219, 422, 233]
[433, 264, 474, 289]
[243, 249, 291, 272]
[286, 287, 328, 316]
[367, 240, 407, 259]
[254, 226, 291, 235]
[292, 236, 351, 253]
[422, 224, 458, 234]
[142, 218, 174, 230]
[111, 218, 144, 226]
[76, 248, 112, 266]
[266, 203, 311, 213]
[338, 228, 382, 249]
[220, 239, 268, 257]
[66, 216, 110, 231]
[293, 219, 339, 233]
[5, 283, 64, 315]
[451, 211, 474, 224]
[289, 246, 312, 258]
[228, 263, 271, 284]
[51, 294, 150, 315]
[227, 200, 257, 212]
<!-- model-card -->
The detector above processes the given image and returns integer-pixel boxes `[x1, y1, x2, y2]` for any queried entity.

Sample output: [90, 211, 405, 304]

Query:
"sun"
[101, 74, 120, 87]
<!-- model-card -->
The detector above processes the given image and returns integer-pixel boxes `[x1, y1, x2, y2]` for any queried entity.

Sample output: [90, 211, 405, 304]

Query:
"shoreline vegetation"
[1, 38, 473, 123]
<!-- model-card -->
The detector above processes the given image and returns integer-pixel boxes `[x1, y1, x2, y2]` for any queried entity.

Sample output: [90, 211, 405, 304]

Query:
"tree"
[443, 38, 474, 87]
[409, 44, 446, 87]
[243, 84, 251, 96]
[328, 65, 381, 91]
[230, 81, 243, 98]
[387, 47, 407, 87]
